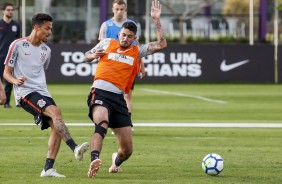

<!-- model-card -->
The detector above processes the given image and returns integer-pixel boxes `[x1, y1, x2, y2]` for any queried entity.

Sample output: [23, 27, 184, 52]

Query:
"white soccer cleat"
[40, 168, 66, 177]
[108, 152, 121, 173]
[87, 159, 102, 178]
[74, 142, 90, 161]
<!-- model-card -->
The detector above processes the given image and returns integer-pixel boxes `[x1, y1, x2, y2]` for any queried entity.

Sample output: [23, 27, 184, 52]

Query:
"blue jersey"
[98, 18, 139, 45]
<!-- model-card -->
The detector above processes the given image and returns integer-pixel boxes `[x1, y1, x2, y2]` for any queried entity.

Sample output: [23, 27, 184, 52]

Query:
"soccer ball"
[201, 153, 224, 176]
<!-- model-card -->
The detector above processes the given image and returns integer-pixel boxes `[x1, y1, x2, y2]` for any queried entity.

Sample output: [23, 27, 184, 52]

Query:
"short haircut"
[113, 0, 126, 7]
[1, 2, 14, 10]
[122, 22, 137, 34]
[31, 13, 53, 27]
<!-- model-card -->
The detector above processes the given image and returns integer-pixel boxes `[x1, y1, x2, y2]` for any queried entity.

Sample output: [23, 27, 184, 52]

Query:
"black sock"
[91, 150, 100, 161]
[44, 158, 55, 171]
[66, 138, 78, 152]
[115, 154, 124, 166]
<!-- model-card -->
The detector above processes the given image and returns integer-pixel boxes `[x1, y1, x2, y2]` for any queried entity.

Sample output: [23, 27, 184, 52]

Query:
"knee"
[49, 107, 63, 121]
[94, 120, 109, 139]
[53, 107, 62, 117]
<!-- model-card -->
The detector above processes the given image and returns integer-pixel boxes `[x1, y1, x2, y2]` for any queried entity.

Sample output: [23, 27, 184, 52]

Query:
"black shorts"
[20, 92, 56, 130]
[87, 88, 132, 128]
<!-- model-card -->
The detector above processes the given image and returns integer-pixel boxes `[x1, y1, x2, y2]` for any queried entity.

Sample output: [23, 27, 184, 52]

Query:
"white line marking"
[1, 123, 282, 128]
[142, 88, 227, 104]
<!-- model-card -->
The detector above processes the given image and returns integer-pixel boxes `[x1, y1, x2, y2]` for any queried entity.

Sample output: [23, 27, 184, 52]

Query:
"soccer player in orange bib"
[98, 0, 146, 132]
[84, 0, 167, 178]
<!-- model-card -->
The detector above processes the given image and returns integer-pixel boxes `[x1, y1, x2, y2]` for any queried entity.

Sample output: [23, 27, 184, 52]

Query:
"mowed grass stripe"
[1, 84, 282, 123]
[1, 126, 282, 184]
[1, 123, 282, 127]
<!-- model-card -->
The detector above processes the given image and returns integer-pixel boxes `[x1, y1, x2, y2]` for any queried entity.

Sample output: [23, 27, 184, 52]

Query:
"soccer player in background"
[85, 0, 167, 178]
[0, 2, 20, 108]
[98, 0, 146, 127]
[3, 13, 89, 178]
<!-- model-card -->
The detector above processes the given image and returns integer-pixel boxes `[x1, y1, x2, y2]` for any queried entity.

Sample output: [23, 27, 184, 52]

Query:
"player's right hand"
[95, 49, 105, 57]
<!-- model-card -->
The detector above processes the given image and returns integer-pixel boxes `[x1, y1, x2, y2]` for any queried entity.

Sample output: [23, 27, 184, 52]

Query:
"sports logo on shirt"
[23, 42, 29, 48]
[42, 46, 47, 51]
[37, 99, 46, 108]
[40, 52, 47, 62]
[108, 53, 134, 66]
[12, 52, 16, 59]
[12, 25, 17, 32]
[117, 48, 132, 53]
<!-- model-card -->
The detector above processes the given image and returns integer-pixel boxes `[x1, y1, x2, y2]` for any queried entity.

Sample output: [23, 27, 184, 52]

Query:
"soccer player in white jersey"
[3, 13, 89, 178]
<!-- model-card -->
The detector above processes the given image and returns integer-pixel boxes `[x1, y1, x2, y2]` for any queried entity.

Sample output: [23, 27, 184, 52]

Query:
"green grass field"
[1, 84, 282, 184]
[1, 84, 282, 123]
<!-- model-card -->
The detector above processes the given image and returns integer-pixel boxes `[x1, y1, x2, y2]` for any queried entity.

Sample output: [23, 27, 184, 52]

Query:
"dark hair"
[31, 13, 53, 27]
[1, 2, 14, 10]
[122, 22, 137, 34]
[113, 0, 126, 7]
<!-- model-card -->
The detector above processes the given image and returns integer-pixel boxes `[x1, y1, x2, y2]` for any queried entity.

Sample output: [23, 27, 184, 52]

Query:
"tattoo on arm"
[148, 19, 167, 53]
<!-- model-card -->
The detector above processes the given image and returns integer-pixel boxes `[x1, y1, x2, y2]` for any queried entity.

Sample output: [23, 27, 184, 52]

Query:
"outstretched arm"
[147, 0, 167, 53]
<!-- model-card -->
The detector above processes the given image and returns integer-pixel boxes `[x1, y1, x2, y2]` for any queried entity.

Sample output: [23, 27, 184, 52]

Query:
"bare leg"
[43, 105, 89, 161]
[91, 105, 109, 153]
[47, 121, 62, 159]
[87, 105, 108, 178]
[124, 90, 133, 114]
[41, 120, 63, 177]
[43, 105, 72, 141]
[112, 126, 133, 160]
[108, 126, 132, 173]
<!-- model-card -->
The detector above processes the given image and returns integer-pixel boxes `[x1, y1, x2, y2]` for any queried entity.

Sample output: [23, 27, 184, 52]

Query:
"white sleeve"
[138, 44, 152, 59]
[44, 52, 51, 70]
[5, 43, 18, 67]
[90, 38, 111, 53]
[136, 22, 141, 40]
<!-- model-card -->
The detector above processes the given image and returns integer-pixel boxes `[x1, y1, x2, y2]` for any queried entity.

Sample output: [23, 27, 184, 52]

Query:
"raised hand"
[151, 0, 161, 19]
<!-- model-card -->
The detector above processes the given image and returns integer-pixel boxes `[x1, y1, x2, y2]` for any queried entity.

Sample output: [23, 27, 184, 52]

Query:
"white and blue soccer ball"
[201, 153, 224, 176]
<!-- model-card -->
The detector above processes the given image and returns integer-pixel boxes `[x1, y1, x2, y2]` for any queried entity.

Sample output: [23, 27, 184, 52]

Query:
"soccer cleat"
[108, 152, 121, 173]
[40, 168, 66, 177]
[74, 142, 90, 161]
[87, 159, 102, 178]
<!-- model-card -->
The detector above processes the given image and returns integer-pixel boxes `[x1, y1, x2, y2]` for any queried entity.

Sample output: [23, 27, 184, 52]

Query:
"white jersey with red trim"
[4, 37, 52, 104]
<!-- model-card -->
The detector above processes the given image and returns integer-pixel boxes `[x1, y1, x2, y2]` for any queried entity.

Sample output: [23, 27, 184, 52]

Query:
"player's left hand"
[151, 0, 161, 19]
[139, 69, 146, 79]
